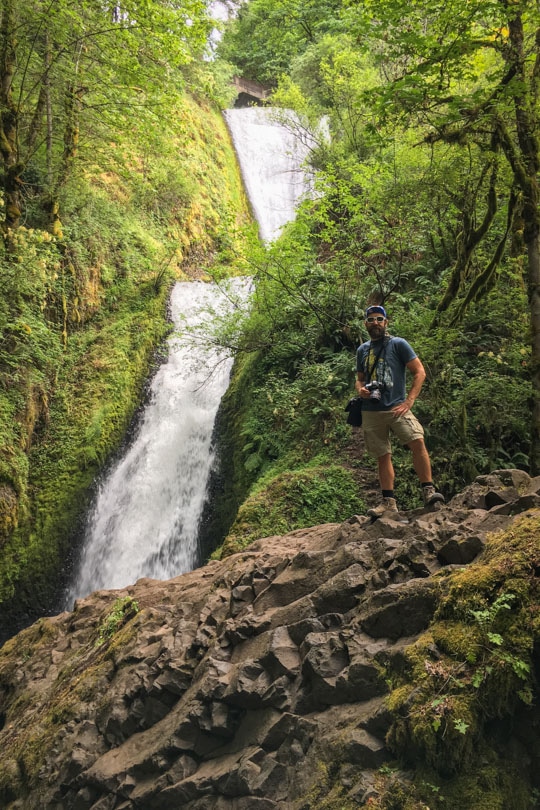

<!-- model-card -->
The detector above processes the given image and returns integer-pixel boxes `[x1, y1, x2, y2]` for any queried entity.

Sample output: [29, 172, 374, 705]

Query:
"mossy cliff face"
[198, 352, 260, 558]
[0, 470, 538, 809]
[200, 348, 361, 562]
[0, 95, 251, 638]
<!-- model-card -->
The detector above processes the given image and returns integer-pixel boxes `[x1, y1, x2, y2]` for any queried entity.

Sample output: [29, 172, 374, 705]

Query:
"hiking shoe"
[423, 485, 445, 507]
[367, 497, 399, 519]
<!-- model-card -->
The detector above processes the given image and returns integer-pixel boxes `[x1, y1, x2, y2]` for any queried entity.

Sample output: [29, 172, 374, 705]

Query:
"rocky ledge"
[0, 469, 539, 809]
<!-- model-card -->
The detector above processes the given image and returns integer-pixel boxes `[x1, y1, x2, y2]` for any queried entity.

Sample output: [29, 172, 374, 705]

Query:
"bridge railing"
[232, 76, 272, 100]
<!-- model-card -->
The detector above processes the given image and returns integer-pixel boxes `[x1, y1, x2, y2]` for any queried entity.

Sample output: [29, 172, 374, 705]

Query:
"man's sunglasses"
[366, 316, 385, 323]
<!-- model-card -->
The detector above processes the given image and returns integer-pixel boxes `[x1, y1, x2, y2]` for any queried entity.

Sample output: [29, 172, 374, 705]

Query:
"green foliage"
[0, 0, 216, 230]
[409, 277, 530, 490]
[213, 0, 533, 525]
[218, 0, 343, 85]
[95, 597, 139, 647]
[239, 356, 353, 473]
[219, 458, 362, 557]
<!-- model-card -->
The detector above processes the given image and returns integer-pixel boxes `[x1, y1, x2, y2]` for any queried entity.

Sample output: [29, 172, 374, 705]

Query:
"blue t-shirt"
[356, 336, 417, 411]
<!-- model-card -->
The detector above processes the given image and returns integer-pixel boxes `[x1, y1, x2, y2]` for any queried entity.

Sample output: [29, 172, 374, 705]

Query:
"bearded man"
[356, 305, 444, 519]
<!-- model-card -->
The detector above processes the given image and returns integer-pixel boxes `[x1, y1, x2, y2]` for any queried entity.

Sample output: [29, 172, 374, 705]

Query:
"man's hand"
[392, 358, 425, 416]
[355, 379, 371, 399]
[392, 399, 413, 416]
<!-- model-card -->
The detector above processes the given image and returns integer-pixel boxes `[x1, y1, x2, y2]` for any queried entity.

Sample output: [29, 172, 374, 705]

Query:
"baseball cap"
[365, 305, 387, 319]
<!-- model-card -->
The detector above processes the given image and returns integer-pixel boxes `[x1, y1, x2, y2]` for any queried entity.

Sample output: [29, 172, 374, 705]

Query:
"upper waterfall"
[224, 107, 315, 242]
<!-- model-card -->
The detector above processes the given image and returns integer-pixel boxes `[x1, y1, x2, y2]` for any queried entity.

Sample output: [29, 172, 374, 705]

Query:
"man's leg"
[408, 438, 432, 482]
[378, 452, 395, 490]
[361, 413, 399, 518]
[408, 438, 444, 505]
[367, 452, 399, 518]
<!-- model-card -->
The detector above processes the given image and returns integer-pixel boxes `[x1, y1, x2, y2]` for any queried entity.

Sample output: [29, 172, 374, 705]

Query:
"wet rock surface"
[0, 470, 539, 809]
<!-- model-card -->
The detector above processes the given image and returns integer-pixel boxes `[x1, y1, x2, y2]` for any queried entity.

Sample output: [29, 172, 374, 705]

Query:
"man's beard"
[367, 325, 386, 340]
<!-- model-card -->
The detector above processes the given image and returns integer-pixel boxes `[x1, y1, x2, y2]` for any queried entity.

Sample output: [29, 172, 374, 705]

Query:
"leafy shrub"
[239, 354, 354, 475]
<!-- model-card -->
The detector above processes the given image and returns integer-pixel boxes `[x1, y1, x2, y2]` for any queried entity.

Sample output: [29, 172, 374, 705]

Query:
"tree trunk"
[0, 0, 21, 234]
[46, 36, 53, 187]
[527, 231, 540, 474]
[504, 6, 540, 474]
[48, 41, 84, 236]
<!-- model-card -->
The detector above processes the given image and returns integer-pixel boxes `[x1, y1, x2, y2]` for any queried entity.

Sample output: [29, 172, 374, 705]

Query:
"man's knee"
[408, 438, 427, 454]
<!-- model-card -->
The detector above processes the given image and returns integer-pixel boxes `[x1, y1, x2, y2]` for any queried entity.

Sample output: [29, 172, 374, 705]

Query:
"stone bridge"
[232, 76, 272, 104]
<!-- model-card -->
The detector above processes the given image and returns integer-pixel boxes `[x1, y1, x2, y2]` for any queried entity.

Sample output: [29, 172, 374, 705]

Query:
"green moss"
[218, 459, 362, 557]
[365, 760, 532, 810]
[439, 764, 531, 810]
[379, 514, 539, 803]
[431, 620, 483, 660]
[3, 690, 34, 723]
[301, 761, 357, 810]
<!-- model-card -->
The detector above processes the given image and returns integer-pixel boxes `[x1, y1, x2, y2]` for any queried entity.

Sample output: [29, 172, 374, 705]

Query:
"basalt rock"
[0, 469, 538, 809]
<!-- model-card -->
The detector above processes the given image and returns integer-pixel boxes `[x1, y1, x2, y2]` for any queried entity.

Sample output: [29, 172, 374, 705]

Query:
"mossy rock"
[218, 461, 362, 557]
[380, 512, 540, 805]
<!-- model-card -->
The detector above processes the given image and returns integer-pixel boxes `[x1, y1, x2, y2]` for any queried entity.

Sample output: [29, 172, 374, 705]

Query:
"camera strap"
[365, 336, 391, 382]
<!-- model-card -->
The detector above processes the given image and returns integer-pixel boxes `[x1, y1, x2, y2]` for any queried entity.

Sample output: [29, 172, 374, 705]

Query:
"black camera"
[365, 380, 385, 400]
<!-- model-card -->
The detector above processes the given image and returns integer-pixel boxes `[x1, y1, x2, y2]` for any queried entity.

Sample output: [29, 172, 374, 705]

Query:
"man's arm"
[392, 357, 426, 415]
[355, 347, 370, 398]
[355, 370, 371, 398]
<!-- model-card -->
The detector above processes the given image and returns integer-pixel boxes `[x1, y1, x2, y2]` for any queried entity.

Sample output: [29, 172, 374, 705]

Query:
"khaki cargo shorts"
[362, 409, 425, 458]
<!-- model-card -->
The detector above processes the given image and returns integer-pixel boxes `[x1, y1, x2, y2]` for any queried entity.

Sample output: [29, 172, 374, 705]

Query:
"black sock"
[421, 482, 434, 488]
[382, 490, 394, 498]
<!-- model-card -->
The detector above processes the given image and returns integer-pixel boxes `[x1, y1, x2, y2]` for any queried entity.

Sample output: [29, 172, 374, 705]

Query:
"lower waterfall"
[66, 280, 247, 601]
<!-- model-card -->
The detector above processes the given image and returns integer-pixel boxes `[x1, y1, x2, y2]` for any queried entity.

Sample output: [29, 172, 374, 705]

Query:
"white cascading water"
[66, 280, 248, 601]
[66, 106, 314, 603]
[224, 107, 315, 242]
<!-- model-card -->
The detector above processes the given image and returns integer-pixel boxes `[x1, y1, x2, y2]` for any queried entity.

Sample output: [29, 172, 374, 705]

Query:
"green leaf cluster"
[95, 596, 139, 647]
